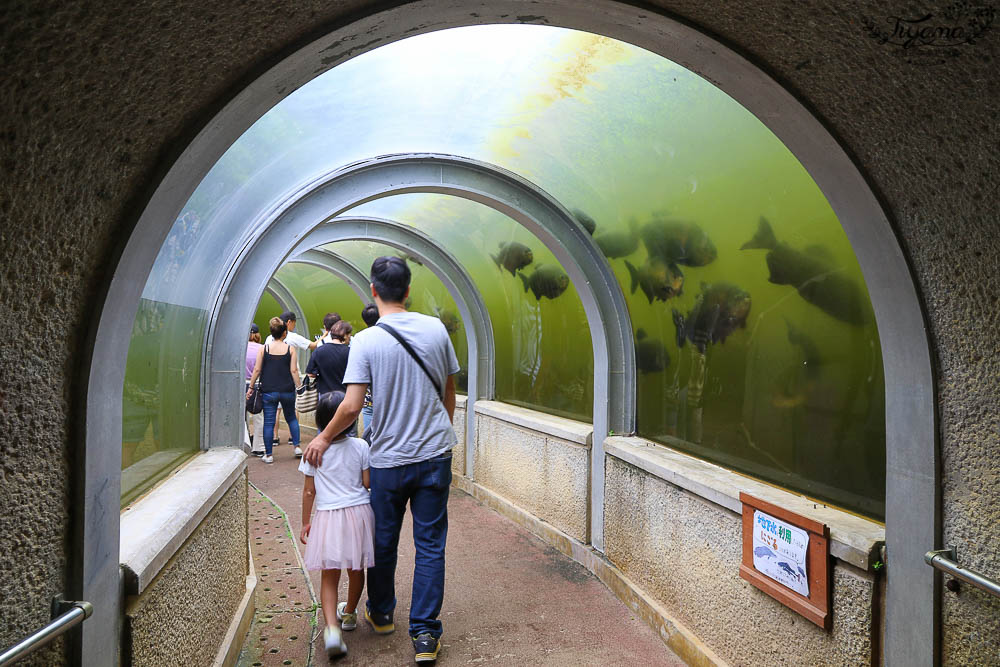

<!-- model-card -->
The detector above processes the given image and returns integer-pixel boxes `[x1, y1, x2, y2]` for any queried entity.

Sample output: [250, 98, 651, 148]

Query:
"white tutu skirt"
[303, 503, 376, 571]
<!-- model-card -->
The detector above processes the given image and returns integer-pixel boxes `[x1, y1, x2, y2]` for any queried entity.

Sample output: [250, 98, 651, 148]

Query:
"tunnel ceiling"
[131, 25, 886, 518]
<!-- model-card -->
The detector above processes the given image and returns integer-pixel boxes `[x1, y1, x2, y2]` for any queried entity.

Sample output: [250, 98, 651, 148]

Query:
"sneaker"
[412, 633, 440, 663]
[364, 606, 395, 635]
[336, 601, 357, 631]
[262, 455, 274, 464]
[324, 625, 347, 659]
[250, 450, 265, 457]
[294, 446, 303, 458]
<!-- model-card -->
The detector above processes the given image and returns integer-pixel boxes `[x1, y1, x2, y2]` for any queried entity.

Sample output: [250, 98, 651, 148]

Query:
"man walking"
[304, 256, 458, 664]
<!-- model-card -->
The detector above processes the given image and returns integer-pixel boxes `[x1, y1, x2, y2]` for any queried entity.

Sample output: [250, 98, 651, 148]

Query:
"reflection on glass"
[121, 299, 203, 506]
[136, 25, 885, 518]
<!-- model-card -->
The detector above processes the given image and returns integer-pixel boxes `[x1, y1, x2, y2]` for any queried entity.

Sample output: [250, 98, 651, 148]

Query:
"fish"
[777, 562, 798, 578]
[518, 264, 570, 301]
[434, 307, 461, 335]
[741, 217, 869, 326]
[672, 282, 752, 354]
[490, 241, 534, 276]
[594, 218, 640, 259]
[404, 297, 412, 310]
[797, 566, 807, 579]
[786, 319, 821, 380]
[625, 257, 684, 304]
[634, 329, 670, 374]
[754, 546, 777, 559]
[395, 251, 423, 267]
[640, 218, 717, 267]
[571, 208, 597, 236]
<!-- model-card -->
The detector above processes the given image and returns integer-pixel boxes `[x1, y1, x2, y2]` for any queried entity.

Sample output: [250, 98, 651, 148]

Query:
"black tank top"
[259, 345, 295, 393]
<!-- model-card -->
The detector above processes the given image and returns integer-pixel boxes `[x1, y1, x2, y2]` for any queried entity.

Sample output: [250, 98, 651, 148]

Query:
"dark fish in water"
[634, 329, 670, 374]
[519, 264, 570, 301]
[594, 218, 640, 259]
[641, 218, 717, 267]
[491, 241, 534, 276]
[741, 217, 869, 326]
[786, 319, 821, 380]
[673, 282, 752, 354]
[754, 546, 777, 559]
[777, 562, 798, 578]
[395, 251, 423, 267]
[571, 208, 597, 236]
[404, 297, 412, 310]
[625, 257, 684, 304]
[434, 308, 461, 335]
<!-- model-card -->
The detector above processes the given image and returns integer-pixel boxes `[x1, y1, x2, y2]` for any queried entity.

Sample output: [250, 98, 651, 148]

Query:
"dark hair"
[330, 320, 353, 342]
[370, 256, 410, 304]
[323, 312, 341, 331]
[279, 310, 296, 323]
[361, 302, 379, 327]
[269, 316, 286, 339]
[315, 391, 352, 439]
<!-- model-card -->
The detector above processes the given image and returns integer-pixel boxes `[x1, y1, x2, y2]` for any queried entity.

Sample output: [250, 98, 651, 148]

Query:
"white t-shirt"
[297, 436, 371, 511]
[265, 331, 312, 350]
[343, 311, 460, 468]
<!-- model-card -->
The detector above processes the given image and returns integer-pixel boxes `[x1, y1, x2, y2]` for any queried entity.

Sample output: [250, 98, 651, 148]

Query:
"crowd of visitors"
[246, 256, 458, 663]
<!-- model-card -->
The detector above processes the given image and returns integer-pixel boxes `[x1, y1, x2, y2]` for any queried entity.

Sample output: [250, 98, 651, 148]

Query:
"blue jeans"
[262, 391, 299, 456]
[367, 454, 452, 638]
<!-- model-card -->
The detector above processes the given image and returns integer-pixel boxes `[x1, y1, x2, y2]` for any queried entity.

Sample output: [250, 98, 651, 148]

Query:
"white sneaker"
[294, 446, 303, 457]
[337, 601, 358, 631]
[262, 455, 274, 464]
[324, 625, 347, 658]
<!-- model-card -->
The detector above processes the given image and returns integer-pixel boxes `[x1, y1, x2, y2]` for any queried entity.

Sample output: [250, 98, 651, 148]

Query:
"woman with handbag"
[245, 324, 265, 455]
[247, 317, 302, 463]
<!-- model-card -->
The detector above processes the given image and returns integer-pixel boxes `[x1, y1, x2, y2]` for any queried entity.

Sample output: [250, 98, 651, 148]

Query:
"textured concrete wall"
[124, 474, 248, 666]
[453, 404, 466, 476]
[605, 457, 876, 665]
[474, 413, 589, 541]
[1, 1, 998, 663]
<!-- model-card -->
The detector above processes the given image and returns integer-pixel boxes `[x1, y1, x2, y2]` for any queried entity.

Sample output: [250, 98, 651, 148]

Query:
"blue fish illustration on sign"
[777, 562, 798, 578]
[754, 546, 776, 560]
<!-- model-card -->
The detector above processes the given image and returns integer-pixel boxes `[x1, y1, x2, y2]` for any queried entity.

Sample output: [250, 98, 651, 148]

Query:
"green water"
[128, 26, 886, 518]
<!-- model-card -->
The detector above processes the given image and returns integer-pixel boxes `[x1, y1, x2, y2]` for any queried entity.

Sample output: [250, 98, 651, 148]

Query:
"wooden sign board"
[739, 492, 831, 629]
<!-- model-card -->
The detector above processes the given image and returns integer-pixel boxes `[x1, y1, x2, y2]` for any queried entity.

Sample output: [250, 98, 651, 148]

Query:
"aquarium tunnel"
[122, 26, 887, 527]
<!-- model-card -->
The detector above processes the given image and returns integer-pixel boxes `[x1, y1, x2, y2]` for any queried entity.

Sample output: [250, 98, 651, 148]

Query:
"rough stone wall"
[474, 414, 589, 541]
[123, 474, 248, 666]
[1, 1, 997, 663]
[605, 457, 876, 665]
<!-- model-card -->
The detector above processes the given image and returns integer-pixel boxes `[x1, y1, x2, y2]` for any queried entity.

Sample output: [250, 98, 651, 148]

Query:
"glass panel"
[121, 299, 202, 506]
[135, 24, 885, 517]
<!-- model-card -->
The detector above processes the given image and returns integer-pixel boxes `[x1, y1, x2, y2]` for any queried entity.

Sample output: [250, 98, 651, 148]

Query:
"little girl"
[299, 391, 375, 659]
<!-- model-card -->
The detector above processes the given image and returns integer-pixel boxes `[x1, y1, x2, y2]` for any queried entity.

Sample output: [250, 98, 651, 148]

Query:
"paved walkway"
[240, 435, 684, 666]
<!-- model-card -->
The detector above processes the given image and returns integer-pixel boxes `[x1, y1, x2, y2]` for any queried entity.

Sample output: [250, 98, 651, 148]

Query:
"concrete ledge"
[474, 400, 592, 446]
[455, 394, 468, 409]
[605, 437, 885, 570]
[213, 543, 257, 667]
[452, 474, 727, 666]
[121, 448, 248, 594]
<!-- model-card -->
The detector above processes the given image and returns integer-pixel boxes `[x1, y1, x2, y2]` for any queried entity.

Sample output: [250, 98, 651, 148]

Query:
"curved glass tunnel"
[123, 25, 885, 518]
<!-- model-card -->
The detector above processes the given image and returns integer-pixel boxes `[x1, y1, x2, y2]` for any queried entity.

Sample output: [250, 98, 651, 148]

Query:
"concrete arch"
[82, 4, 936, 662]
[264, 277, 311, 341]
[283, 215, 497, 480]
[288, 248, 371, 304]
[205, 158, 628, 517]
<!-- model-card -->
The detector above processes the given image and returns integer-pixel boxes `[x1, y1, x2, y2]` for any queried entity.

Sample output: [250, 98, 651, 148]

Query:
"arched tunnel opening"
[77, 16, 935, 666]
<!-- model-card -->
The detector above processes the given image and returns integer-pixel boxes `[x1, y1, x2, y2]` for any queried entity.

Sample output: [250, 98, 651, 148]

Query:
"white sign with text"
[752, 510, 810, 597]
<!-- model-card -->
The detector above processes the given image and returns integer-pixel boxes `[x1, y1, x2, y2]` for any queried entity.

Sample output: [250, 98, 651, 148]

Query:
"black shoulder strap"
[377, 322, 443, 400]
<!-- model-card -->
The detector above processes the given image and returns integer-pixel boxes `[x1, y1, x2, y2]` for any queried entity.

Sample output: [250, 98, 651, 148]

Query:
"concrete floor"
[242, 434, 684, 666]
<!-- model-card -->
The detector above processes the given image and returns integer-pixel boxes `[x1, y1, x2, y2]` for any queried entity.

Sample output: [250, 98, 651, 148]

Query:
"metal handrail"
[925, 549, 1000, 598]
[0, 601, 93, 665]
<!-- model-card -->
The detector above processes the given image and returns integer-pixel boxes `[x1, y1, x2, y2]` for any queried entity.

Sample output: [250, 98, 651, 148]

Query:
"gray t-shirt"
[343, 311, 460, 468]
